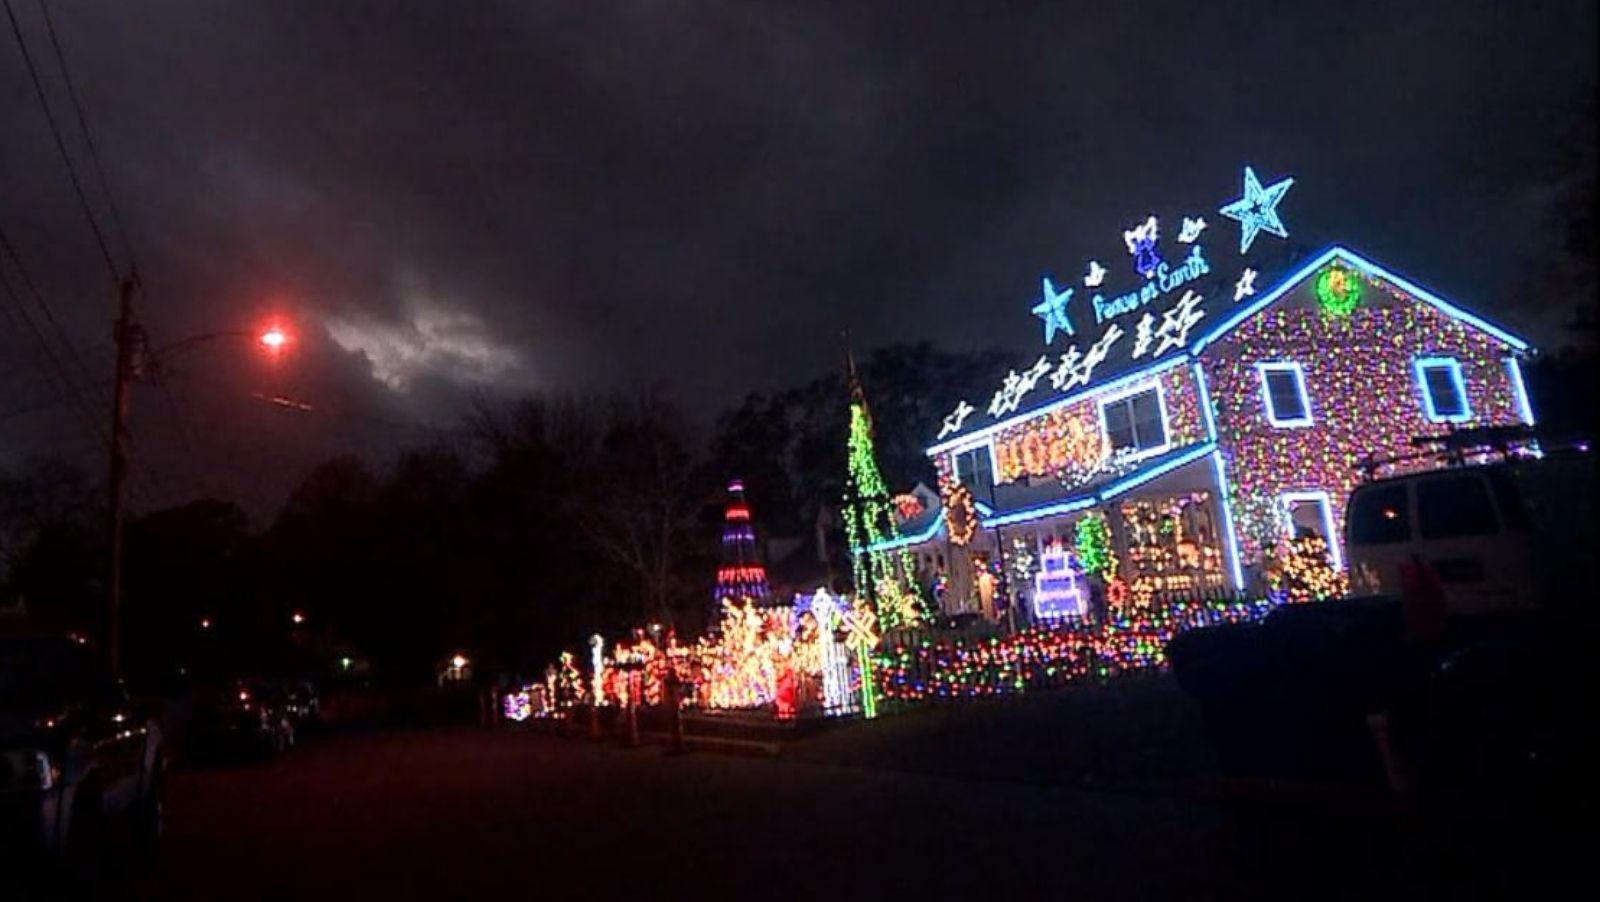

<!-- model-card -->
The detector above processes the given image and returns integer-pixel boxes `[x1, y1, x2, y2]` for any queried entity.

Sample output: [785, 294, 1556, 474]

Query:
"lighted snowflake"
[1178, 216, 1207, 243]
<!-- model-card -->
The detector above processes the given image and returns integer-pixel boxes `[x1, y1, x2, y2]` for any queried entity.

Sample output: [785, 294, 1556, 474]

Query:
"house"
[880, 167, 1536, 619]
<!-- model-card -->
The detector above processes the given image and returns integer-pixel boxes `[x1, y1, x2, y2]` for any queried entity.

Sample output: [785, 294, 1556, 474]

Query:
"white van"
[1344, 450, 1596, 616]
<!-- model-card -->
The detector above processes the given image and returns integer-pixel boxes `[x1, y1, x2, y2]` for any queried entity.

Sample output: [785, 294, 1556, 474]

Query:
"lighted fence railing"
[874, 597, 1280, 703]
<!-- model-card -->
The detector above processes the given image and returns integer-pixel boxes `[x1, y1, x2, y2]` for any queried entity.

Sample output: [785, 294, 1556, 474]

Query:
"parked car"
[0, 632, 166, 871]
[1172, 440, 1593, 795]
[187, 679, 295, 762]
[1345, 442, 1595, 617]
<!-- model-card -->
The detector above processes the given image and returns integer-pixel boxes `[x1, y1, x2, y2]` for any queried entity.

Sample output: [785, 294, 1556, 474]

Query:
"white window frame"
[949, 441, 998, 489]
[1413, 356, 1472, 424]
[1256, 361, 1313, 428]
[1096, 379, 1171, 462]
[1279, 489, 1343, 570]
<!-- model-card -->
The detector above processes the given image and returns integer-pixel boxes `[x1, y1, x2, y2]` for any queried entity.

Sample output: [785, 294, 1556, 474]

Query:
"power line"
[33, 0, 135, 267]
[0, 225, 101, 393]
[0, 251, 102, 436]
[3, 0, 121, 285]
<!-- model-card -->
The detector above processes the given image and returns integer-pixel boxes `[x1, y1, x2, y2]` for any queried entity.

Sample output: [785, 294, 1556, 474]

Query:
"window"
[1416, 475, 1499, 539]
[1099, 385, 1168, 455]
[1280, 491, 1342, 569]
[1347, 484, 1411, 545]
[1257, 362, 1312, 427]
[953, 446, 994, 493]
[1414, 357, 1471, 423]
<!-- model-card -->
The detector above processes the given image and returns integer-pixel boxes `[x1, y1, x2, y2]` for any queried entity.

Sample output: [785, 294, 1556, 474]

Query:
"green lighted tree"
[1074, 511, 1116, 581]
[842, 364, 924, 629]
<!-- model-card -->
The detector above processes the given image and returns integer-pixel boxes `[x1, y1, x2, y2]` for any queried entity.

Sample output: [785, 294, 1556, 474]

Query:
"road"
[110, 674, 1570, 901]
[117, 723, 1432, 901]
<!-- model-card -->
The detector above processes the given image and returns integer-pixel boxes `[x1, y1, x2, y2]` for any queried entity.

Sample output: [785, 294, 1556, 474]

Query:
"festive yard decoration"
[714, 479, 771, 605]
[502, 689, 531, 722]
[1032, 543, 1087, 620]
[843, 365, 924, 629]
[556, 652, 585, 707]
[942, 481, 977, 545]
[892, 492, 926, 521]
[1314, 265, 1361, 317]
[1008, 536, 1037, 588]
[1073, 511, 1115, 581]
[876, 596, 1279, 701]
[1032, 277, 1076, 344]
[1266, 533, 1348, 602]
[1118, 494, 1226, 607]
[589, 634, 605, 704]
[846, 597, 881, 719]
[1218, 165, 1294, 254]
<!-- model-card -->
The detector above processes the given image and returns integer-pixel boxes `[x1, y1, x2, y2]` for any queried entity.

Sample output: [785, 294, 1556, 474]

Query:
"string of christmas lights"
[875, 597, 1279, 701]
[1206, 290, 1524, 563]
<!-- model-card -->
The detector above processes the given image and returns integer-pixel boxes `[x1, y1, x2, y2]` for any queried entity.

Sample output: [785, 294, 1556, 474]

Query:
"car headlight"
[0, 749, 58, 791]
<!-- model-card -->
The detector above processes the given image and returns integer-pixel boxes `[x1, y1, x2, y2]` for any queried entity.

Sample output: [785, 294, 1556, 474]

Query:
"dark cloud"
[1, 0, 1593, 512]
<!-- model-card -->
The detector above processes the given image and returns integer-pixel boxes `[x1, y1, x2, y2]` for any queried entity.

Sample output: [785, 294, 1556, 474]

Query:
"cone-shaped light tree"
[842, 359, 925, 629]
[713, 478, 771, 609]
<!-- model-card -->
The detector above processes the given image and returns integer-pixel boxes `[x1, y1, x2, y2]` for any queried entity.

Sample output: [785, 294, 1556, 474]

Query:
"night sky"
[1, 0, 1593, 515]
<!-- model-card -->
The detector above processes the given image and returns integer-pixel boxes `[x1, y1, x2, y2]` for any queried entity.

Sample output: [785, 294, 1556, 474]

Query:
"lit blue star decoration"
[1031, 276, 1075, 344]
[1218, 165, 1294, 254]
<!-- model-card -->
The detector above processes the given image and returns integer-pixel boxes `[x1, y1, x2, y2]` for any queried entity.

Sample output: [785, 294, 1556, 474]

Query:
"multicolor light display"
[941, 481, 977, 545]
[1032, 543, 1087, 619]
[991, 362, 1206, 487]
[876, 597, 1279, 701]
[714, 479, 771, 604]
[844, 371, 924, 628]
[1265, 533, 1347, 602]
[1073, 511, 1115, 581]
[1203, 282, 1526, 563]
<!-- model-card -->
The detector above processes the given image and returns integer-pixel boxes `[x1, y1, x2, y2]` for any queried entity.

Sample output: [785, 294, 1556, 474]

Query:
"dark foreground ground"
[46, 677, 1576, 900]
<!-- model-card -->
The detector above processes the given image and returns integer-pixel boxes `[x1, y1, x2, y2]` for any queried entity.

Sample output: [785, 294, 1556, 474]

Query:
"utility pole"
[107, 276, 135, 674]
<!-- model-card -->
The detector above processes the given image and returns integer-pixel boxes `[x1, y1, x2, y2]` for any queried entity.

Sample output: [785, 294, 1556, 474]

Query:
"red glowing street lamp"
[259, 324, 290, 354]
[105, 278, 299, 673]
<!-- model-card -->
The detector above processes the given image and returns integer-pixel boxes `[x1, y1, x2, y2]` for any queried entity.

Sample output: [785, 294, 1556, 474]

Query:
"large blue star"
[1031, 276, 1075, 344]
[1218, 165, 1294, 254]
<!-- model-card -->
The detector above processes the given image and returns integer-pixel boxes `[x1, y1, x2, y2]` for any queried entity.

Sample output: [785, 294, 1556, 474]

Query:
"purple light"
[1032, 545, 1087, 619]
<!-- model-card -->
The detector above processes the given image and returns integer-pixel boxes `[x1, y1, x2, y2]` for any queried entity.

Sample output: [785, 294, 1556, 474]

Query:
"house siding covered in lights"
[894, 245, 1534, 618]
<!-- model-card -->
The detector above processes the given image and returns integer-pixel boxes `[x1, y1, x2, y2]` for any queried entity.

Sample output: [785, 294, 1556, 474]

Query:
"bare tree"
[577, 389, 704, 628]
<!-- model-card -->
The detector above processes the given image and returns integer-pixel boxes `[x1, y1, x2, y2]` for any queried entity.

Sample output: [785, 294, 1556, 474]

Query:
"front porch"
[926, 443, 1241, 623]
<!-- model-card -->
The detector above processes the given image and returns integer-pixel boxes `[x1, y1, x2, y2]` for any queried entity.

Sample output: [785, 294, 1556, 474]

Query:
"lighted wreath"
[942, 482, 977, 546]
[1314, 266, 1361, 317]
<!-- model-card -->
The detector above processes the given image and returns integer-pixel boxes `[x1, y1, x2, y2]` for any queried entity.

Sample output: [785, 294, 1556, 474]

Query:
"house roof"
[928, 244, 1531, 453]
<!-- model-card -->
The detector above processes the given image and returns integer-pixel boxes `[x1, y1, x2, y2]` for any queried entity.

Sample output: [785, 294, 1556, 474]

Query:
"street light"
[105, 279, 298, 674]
